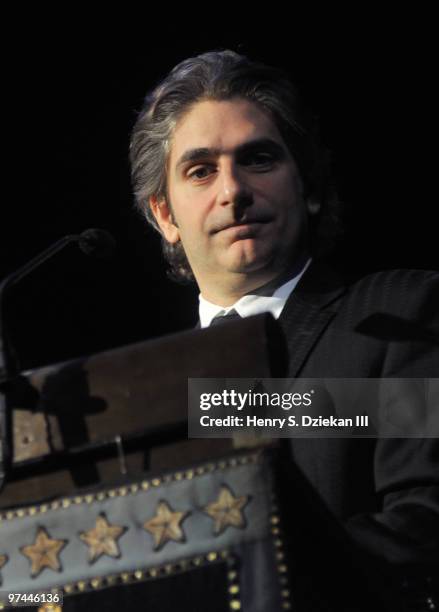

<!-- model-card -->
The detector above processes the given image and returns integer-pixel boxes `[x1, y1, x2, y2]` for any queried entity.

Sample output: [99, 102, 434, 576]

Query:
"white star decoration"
[143, 501, 189, 550]
[204, 485, 250, 535]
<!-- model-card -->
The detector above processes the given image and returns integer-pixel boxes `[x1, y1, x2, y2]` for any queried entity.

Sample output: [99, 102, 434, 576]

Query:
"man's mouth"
[212, 217, 273, 234]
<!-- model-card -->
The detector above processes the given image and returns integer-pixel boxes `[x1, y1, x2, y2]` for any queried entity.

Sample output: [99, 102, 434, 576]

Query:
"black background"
[2, 14, 437, 371]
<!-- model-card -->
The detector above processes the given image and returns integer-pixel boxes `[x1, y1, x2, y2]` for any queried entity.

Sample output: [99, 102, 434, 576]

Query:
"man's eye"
[243, 153, 276, 168]
[187, 166, 214, 180]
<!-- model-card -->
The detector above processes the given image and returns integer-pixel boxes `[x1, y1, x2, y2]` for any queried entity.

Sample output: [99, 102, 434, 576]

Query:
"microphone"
[78, 228, 117, 259]
[0, 228, 116, 488]
[0, 229, 116, 296]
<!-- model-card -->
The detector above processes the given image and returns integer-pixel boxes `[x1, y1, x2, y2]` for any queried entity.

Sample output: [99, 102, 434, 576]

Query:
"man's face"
[151, 98, 318, 302]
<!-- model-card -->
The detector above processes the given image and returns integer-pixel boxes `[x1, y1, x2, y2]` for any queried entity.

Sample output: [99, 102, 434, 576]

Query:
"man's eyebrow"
[176, 147, 221, 169]
[175, 138, 286, 169]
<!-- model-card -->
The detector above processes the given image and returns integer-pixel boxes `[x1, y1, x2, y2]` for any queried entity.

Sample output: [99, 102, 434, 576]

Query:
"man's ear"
[298, 175, 320, 216]
[306, 197, 321, 216]
[149, 196, 180, 243]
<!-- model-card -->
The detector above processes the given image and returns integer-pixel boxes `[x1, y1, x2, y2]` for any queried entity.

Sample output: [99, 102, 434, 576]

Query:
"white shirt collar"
[199, 259, 311, 328]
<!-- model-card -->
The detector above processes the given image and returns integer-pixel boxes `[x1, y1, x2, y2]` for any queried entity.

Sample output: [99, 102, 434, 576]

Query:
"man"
[130, 51, 439, 609]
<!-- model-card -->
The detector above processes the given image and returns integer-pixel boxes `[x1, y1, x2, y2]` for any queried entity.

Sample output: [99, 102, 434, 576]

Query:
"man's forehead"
[168, 98, 287, 166]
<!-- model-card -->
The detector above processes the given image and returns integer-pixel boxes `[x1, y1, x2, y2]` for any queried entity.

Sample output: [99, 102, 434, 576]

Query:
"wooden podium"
[0, 314, 298, 612]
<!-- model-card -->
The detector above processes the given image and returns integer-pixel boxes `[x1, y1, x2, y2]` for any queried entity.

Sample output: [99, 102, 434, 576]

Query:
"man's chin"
[224, 239, 270, 266]
[222, 251, 279, 279]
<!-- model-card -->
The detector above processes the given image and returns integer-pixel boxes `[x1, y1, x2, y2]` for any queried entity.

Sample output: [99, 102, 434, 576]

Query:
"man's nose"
[217, 163, 253, 215]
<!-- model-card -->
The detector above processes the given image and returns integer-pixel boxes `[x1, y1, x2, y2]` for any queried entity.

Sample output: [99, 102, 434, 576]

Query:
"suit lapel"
[278, 262, 348, 377]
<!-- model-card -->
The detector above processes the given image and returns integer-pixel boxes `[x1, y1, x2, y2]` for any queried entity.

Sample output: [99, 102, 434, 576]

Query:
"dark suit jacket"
[274, 262, 439, 609]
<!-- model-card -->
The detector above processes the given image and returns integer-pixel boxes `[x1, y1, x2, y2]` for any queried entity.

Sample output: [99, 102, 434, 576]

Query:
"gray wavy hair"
[129, 50, 342, 282]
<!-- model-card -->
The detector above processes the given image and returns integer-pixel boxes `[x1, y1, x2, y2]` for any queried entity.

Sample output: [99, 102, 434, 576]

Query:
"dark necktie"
[209, 309, 242, 326]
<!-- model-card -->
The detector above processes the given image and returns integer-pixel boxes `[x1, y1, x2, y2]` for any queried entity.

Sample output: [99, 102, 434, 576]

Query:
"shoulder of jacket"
[347, 268, 439, 293]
